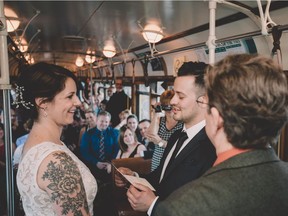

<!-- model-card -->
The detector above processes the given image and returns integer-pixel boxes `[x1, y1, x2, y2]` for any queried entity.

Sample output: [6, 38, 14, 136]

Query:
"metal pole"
[0, 1, 14, 216]
[89, 63, 94, 111]
[207, 0, 217, 65]
[2, 90, 14, 216]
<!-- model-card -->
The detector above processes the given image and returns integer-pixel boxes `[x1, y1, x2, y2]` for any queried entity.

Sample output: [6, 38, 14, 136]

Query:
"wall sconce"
[142, 24, 164, 43]
[103, 44, 116, 58]
[75, 56, 84, 67]
[85, 50, 96, 63]
[4, 7, 20, 32]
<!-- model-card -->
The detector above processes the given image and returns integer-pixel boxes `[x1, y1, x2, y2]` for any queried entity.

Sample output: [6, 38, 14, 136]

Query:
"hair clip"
[12, 84, 34, 109]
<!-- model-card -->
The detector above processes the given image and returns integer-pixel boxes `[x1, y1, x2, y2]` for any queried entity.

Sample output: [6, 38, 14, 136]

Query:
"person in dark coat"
[154, 54, 288, 216]
[115, 61, 216, 214]
[106, 79, 131, 127]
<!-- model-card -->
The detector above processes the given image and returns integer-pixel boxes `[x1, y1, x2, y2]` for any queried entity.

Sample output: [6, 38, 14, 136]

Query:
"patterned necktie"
[99, 131, 105, 161]
[165, 131, 188, 170]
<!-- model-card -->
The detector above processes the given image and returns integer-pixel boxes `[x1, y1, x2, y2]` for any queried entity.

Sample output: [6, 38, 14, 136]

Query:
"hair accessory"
[12, 84, 34, 109]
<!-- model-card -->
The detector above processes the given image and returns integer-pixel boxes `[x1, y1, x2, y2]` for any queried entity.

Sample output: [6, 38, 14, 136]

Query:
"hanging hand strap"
[271, 25, 283, 67]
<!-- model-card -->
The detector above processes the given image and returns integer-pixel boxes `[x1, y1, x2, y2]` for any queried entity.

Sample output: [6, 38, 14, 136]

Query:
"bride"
[15, 62, 97, 216]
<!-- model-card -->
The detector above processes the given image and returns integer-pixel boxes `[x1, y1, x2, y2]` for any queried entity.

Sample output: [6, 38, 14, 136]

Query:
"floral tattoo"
[42, 152, 89, 215]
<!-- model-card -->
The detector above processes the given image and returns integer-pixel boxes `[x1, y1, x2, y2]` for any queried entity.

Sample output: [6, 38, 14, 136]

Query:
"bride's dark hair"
[14, 62, 78, 120]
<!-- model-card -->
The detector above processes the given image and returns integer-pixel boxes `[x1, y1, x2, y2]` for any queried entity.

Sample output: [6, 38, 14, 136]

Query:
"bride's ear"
[35, 98, 46, 108]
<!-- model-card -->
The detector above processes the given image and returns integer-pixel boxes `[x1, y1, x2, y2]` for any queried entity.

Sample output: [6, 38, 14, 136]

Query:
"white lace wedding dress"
[17, 142, 97, 216]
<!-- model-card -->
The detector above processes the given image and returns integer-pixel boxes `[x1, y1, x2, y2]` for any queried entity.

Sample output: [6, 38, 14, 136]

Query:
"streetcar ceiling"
[4, 0, 288, 76]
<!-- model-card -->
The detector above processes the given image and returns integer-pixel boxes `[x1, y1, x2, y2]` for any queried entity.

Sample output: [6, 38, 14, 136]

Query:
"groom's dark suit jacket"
[144, 127, 216, 200]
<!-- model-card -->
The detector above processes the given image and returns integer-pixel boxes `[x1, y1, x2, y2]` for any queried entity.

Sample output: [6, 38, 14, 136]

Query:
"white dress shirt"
[159, 120, 206, 182]
[148, 120, 206, 215]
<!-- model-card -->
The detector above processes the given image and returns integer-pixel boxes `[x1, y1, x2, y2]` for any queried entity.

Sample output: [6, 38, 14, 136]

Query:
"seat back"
[112, 157, 151, 175]
[111, 157, 151, 216]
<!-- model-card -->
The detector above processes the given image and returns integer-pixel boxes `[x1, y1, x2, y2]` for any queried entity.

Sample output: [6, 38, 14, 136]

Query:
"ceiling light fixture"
[142, 24, 164, 43]
[75, 56, 84, 67]
[85, 50, 96, 63]
[4, 7, 20, 32]
[103, 44, 116, 58]
[138, 21, 164, 57]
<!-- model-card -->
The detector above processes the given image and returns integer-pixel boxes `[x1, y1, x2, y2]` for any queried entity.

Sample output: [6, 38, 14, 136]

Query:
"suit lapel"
[162, 128, 206, 181]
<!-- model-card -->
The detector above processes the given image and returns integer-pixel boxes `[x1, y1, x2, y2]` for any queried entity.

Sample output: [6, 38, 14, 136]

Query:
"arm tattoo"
[42, 152, 89, 215]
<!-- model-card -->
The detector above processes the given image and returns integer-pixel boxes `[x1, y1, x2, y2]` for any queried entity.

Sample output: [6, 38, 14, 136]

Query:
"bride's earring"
[43, 107, 48, 117]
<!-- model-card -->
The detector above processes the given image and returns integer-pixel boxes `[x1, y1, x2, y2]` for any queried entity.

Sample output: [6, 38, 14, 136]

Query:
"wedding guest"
[106, 79, 131, 127]
[117, 125, 146, 159]
[127, 114, 143, 143]
[138, 119, 155, 159]
[80, 111, 119, 183]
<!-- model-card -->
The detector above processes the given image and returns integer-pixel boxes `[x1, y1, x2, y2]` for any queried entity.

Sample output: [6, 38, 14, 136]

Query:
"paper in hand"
[123, 174, 156, 191]
[112, 163, 155, 191]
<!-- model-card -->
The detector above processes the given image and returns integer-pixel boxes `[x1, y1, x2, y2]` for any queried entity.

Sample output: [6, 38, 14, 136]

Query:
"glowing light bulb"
[142, 24, 164, 43]
[75, 56, 84, 67]
[103, 45, 116, 58]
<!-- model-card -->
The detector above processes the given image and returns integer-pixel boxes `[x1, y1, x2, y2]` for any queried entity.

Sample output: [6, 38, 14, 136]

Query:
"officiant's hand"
[127, 183, 156, 212]
[115, 167, 134, 187]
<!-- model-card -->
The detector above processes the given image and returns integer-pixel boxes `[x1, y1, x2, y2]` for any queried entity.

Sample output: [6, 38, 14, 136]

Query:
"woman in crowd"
[78, 109, 97, 147]
[117, 125, 146, 159]
[126, 114, 143, 143]
[99, 99, 108, 113]
[114, 109, 131, 129]
[16, 62, 97, 216]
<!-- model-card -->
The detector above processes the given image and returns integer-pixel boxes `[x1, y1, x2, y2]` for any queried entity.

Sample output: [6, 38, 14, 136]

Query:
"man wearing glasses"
[116, 61, 216, 215]
[154, 54, 288, 216]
